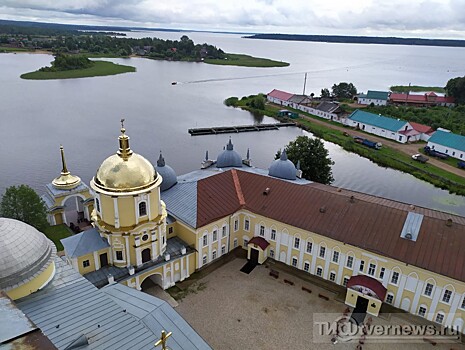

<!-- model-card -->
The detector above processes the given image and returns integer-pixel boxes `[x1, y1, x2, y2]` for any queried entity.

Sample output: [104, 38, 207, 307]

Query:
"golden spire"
[154, 330, 172, 350]
[117, 118, 133, 160]
[52, 145, 81, 190]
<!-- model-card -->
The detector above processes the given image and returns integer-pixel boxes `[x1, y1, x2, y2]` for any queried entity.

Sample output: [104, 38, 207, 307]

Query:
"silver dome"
[268, 149, 297, 180]
[156, 152, 178, 191]
[0, 218, 56, 291]
[216, 139, 242, 168]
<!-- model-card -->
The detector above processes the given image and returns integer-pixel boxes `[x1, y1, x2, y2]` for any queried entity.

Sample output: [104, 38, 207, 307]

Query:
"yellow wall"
[7, 262, 55, 300]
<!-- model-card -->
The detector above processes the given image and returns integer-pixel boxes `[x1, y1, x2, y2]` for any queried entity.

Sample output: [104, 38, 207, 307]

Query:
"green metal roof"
[366, 90, 389, 100]
[428, 130, 465, 152]
[348, 110, 407, 132]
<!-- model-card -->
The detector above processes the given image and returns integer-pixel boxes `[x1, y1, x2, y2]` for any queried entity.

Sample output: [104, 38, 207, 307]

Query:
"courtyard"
[171, 257, 464, 350]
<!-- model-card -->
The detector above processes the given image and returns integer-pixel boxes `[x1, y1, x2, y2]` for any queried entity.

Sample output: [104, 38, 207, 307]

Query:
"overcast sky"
[1, 0, 465, 38]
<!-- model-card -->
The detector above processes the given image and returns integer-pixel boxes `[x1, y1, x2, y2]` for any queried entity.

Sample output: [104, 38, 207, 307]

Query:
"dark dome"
[156, 152, 177, 191]
[268, 149, 297, 180]
[216, 139, 242, 168]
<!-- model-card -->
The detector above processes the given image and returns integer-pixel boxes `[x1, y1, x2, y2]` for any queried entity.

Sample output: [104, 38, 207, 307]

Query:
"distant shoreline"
[245, 34, 465, 48]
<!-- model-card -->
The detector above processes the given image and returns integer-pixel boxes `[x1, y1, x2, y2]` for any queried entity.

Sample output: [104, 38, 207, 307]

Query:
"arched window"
[139, 201, 147, 216]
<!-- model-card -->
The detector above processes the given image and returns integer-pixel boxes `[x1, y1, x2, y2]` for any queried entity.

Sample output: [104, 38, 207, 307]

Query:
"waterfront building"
[357, 90, 389, 106]
[427, 130, 465, 160]
[346, 110, 417, 143]
[53, 125, 465, 334]
[390, 92, 455, 107]
[266, 89, 294, 106]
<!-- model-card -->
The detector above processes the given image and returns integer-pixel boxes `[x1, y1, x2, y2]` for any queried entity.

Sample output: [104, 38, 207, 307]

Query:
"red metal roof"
[196, 169, 465, 283]
[390, 93, 455, 104]
[248, 236, 270, 250]
[409, 121, 434, 134]
[347, 275, 387, 301]
[267, 89, 294, 101]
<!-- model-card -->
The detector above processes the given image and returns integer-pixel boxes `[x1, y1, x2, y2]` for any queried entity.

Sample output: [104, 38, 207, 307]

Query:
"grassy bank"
[43, 224, 73, 251]
[390, 85, 445, 93]
[205, 53, 289, 67]
[229, 95, 465, 195]
[20, 60, 136, 80]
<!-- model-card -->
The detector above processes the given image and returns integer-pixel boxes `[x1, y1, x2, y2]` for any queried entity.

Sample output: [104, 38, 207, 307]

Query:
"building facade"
[427, 130, 465, 161]
[357, 90, 389, 106]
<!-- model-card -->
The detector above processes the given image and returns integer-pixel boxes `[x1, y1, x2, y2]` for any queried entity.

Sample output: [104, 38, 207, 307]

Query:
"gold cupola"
[52, 145, 82, 190]
[93, 119, 159, 193]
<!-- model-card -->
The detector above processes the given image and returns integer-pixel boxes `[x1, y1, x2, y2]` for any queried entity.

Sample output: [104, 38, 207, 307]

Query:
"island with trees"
[21, 53, 136, 80]
[0, 20, 289, 70]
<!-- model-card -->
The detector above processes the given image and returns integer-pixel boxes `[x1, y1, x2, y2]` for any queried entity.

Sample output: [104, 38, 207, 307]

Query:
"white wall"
[358, 97, 387, 106]
[427, 142, 465, 160]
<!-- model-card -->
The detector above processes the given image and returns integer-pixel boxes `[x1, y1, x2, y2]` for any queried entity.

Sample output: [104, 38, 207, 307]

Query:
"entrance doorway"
[241, 248, 259, 274]
[250, 248, 259, 265]
[142, 248, 151, 263]
[100, 253, 108, 267]
[351, 296, 368, 325]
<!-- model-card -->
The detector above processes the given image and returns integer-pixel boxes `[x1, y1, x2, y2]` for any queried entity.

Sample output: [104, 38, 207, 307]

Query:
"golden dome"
[52, 146, 81, 190]
[93, 121, 158, 192]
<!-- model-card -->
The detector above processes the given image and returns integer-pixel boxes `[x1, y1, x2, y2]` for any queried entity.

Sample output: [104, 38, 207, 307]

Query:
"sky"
[1, 0, 465, 38]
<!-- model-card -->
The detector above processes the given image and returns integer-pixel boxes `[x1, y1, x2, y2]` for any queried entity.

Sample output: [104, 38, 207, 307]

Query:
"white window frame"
[259, 225, 264, 236]
[221, 245, 226, 255]
[418, 306, 427, 318]
[202, 235, 208, 247]
[212, 250, 217, 260]
[306, 242, 312, 254]
[233, 238, 238, 248]
[424, 283, 434, 297]
[332, 251, 339, 263]
[343, 277, 349, 287]
[222, 226, 227, 237]
[316, 267, 323, 277]
[319, 246, 325, 258]
[245, 220, 250, 231]
[303, 262, 310, 272]
[391, 271, 399, 285]
[269, 249, 275, 258]
[212, 230, 218, 242]
[329, 272, 336, 282]
[202, 255, 207, 265]
[346, 256, 354, 269]
[368, 263, 376, 276]
[292, 257, 298, 267]
[435, 313, 445, 324]
[379, 267, 385, 279]
[442, 289, 452, 304]
[271, 229, 276, 241]
[386, 293, 394, 304]
[294, 237, 300, 249]
[234, 219, 238, 232]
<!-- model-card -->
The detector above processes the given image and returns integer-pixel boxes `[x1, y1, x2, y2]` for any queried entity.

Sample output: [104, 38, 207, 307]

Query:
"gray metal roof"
[156, 153, 178, 192]
[162, 182, 198, 228]
[268, 150, 297, 180]
[216, 139, 242, 168]
[16, 258, 159, 350]
[0, 218, 55, 291]
[84, 265, 129, 288]
[400, 212, 424, 241]
[0, 292, 36, 344]
[315, 101, 341, 113]
[61, 228, 110, 258]
[45, 182, 90, 198]
[102, 284, 211, 350]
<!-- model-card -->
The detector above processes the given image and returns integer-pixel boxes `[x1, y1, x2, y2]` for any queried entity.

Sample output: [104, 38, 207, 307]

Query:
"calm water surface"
[1, 31, 464, 215]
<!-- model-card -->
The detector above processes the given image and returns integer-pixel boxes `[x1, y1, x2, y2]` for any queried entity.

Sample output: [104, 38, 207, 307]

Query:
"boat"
[171, 81, 177, 85]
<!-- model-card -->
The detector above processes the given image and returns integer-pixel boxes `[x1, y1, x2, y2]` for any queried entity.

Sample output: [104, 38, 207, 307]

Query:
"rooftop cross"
[154, 330, 172, 350]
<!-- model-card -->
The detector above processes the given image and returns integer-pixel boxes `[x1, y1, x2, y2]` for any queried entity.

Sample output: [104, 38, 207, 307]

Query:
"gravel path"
[174, 258, 464, 350]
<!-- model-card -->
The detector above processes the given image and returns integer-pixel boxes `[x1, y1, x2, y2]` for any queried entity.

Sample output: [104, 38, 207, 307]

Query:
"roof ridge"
[69, 231, 85, 257]
[231, 169, 246, 207]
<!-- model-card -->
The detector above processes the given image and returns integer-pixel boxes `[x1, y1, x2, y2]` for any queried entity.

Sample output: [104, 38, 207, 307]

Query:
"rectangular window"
[343, 277, 349, 287]
[212, 250, 217, 260]
[418, 307, 427, 317]
[292, 257, 298, 267]
[83, 260, 90, 268]
[424, 283, 434, 297]
[316, 267, 323, 277]
[212, 230, 218, 242]
[359, 260, 365, 272]
[436, 313, 444, 324]
[306, 242, 312, 253]
[245, 220, 250, 231]
[461, 297, 465, 310]
[222, 226, 227, 237]
[243, 239, 248, 247]
[368, 263, 376, 276]
[233, 238, 238, 248]
[116, 251, 123, 261]
[386, 294, 394, 304]
[329, 272, 336, 282]
[346, 256, 353, 268]
[221, 246, 226, 255]
[269, 249, 275, 258]
[202, 255, 207, 265]
[304, 262, 310, 272]
[391, 271, 399, 285]
[379, 267, 385, 279]
[168, 226, 173, 234]
[442, 289, 452, 303]
[294, 237, 300, 249]
[332, 251, 339, 263]
[259, 225, 264, 236]
[319, 246, 326, 258]
[234, 220, 238, 231]
[271, 229, 276, 241]
[203, 235, 208, 247]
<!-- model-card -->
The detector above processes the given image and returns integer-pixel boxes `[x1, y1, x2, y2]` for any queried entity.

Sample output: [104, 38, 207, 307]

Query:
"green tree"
[321, 88, 331, 98]
[279, 136, 334, 184]
[0, 185, 48, 231]
[331, 82, 357, 99]
[445, 76, 465, 104]
[249, 95, 265, 110]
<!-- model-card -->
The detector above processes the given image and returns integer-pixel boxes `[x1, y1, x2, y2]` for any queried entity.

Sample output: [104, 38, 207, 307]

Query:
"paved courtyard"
[174, 258, 464, 350]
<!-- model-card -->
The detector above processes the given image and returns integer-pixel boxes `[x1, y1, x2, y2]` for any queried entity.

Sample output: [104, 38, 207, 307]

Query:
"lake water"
[1, 31, 465, 215]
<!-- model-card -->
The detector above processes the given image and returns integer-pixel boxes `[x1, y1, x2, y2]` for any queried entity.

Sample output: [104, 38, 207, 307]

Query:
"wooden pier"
[188, 122, 296, 136]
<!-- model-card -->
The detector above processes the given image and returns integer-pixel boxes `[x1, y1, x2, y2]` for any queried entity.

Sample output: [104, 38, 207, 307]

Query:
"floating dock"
[188, 122, 296, 136]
